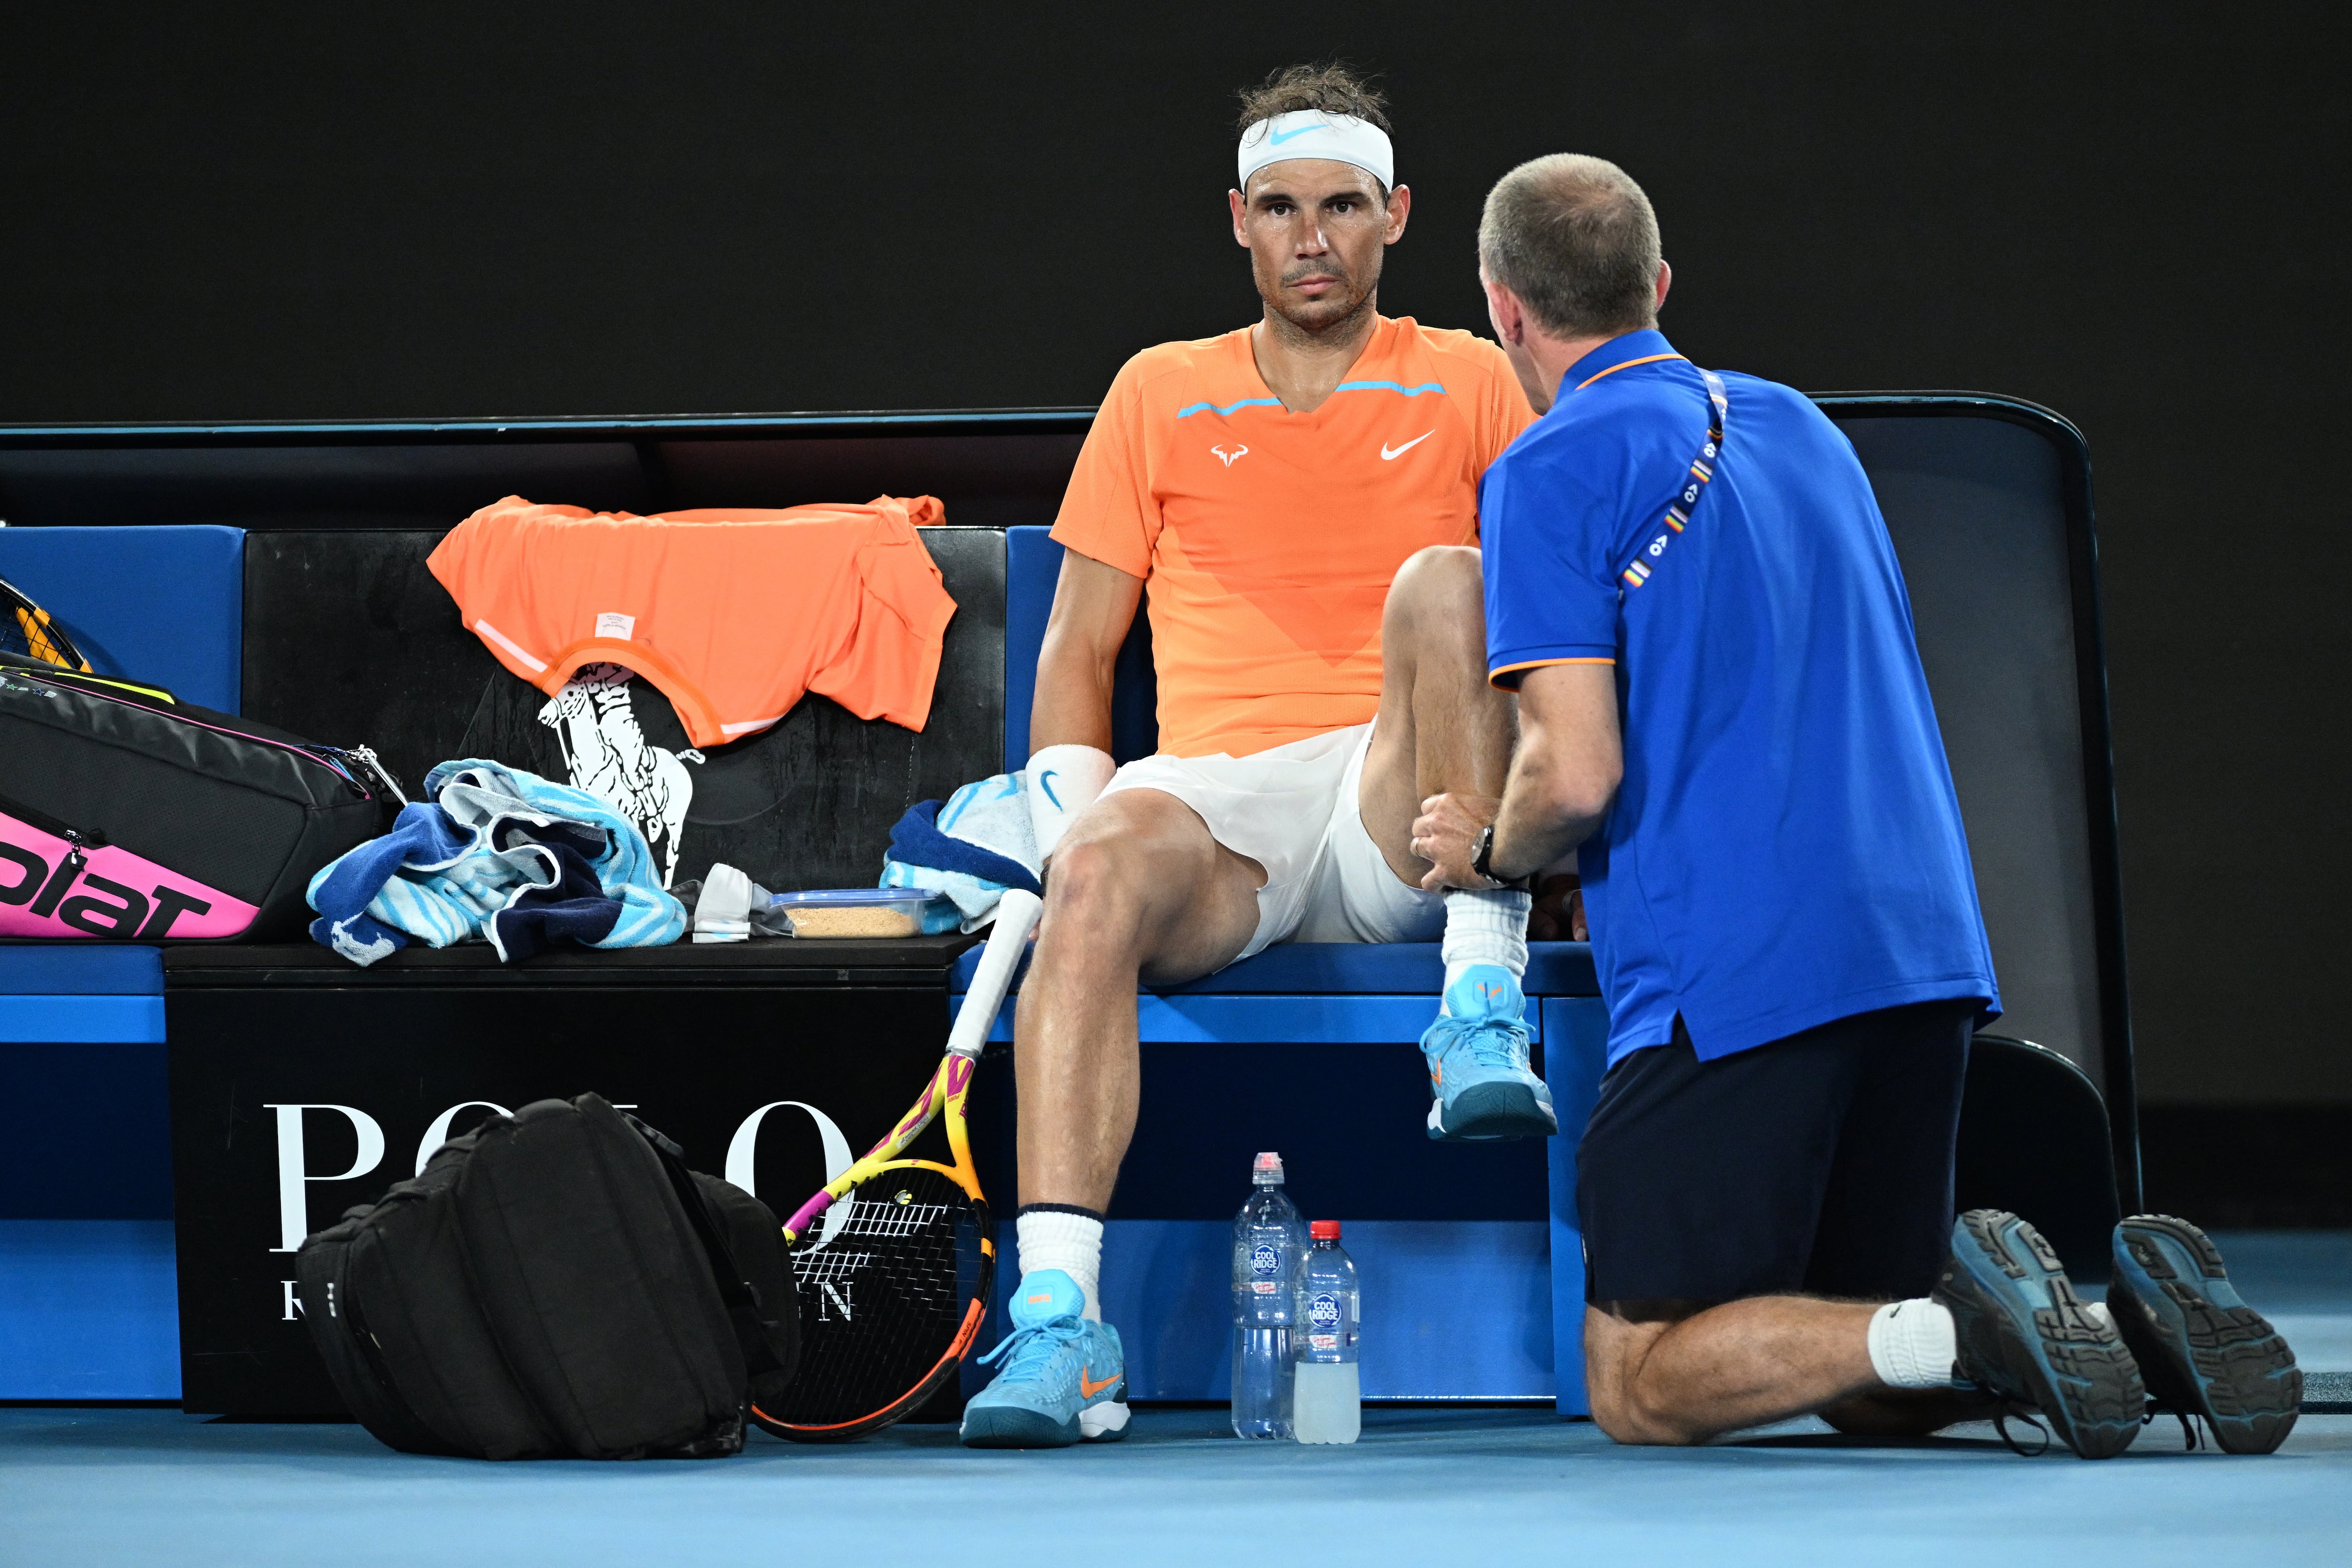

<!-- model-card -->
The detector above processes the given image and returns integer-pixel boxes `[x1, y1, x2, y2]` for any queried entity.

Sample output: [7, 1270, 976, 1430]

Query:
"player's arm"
[1024, 549, 1140, 859]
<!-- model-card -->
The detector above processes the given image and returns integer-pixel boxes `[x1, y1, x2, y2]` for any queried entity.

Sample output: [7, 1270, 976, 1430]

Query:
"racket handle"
[947, 889, 1042, 1059]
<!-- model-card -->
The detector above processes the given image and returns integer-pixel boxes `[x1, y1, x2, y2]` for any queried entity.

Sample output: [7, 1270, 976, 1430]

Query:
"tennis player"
[960, 64, 1540, 1448]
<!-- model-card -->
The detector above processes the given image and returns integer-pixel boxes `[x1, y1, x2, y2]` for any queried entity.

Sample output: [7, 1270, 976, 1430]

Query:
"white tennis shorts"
[1097, 719, 1446, 963]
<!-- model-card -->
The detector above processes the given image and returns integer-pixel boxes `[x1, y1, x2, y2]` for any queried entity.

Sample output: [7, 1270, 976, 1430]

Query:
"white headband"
[1237, 111, 1395, 194]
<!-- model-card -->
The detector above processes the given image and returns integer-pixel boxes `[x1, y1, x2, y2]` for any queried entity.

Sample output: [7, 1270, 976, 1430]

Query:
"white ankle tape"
[1867, 1298, 1960, 1389]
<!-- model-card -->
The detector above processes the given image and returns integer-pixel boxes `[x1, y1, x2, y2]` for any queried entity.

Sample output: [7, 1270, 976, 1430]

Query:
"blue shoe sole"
[1935, 1209, 2144, 1458]
[959, 1393, 1129, 1449]
[2109, 1215, 2300, 1453]
[959, 1405, 1081, 1448]
[1427, 1082, 1558, 1142]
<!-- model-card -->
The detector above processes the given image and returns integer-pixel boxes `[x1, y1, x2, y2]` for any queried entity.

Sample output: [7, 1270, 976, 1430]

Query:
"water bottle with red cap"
[1230, 1150, 1307, 1438]
[1293, 1219, 1361, 1443]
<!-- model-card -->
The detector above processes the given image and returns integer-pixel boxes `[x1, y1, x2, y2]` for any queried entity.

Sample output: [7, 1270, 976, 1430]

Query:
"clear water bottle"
[1231, 1150, 1307, 1439]
[1293, 1220, 1361, 1444]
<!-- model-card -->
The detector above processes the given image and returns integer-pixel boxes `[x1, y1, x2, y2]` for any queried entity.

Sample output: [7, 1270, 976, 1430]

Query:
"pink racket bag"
[0, 652, 396, 941]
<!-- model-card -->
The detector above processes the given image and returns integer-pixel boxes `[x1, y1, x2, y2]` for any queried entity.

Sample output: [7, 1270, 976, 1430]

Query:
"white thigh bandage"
[1025, 743, 1116, 862]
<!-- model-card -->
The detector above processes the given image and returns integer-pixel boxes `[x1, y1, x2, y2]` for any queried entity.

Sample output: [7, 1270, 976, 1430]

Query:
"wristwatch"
[1470, 824, 1526, 890]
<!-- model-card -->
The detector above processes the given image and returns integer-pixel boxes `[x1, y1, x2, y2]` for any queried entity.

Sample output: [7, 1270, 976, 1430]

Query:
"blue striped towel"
[306, 759, 686, 965]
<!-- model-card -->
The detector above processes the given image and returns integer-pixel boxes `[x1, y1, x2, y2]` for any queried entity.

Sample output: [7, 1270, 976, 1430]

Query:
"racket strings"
[1, 586, 86, 672]
[762, 1165, 986, 1429]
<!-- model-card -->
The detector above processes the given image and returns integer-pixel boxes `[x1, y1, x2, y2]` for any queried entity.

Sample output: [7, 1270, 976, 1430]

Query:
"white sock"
[1867, 1298, 1960, 1389]
[1016, 1207, 1104, 1322]
[1441, 886, 1531, 1010]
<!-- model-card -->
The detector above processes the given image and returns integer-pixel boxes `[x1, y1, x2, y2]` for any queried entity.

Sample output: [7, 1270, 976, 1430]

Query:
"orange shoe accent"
[430, 493, 956, 749]
[1079, 1368, 1120, 1400]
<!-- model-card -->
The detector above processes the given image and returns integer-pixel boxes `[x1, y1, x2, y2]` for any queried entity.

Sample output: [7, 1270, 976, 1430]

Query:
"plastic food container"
[767, 888, 942, 939]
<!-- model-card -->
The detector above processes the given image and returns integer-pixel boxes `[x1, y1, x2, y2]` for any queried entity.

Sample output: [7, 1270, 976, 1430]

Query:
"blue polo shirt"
[1481, 330, 1998, 1065]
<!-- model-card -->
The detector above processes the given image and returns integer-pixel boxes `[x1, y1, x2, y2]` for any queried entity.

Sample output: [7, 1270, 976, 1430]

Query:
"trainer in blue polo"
[1482, 327, 2000, 1069]
[1449, 147, 2183, 1457]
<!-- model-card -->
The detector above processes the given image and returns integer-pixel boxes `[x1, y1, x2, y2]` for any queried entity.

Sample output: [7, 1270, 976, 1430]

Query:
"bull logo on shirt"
[1211, 443, 1250, 467]
[538, 662, 702, 889]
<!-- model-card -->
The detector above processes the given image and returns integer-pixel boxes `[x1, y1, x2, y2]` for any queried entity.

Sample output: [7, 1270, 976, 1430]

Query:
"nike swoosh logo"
[1269, 123, 1325, 145]
[1038, 770, 1062, 809]
[1382, 430, 1434, 460]
[1080, 1368, 1119, 1399]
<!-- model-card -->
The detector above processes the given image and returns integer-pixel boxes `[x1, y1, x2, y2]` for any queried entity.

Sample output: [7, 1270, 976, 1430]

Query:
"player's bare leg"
[1357, 544, 1556, 1141]
[1357, 544, 1516, 868]
[1015, 788, 1263, 1213]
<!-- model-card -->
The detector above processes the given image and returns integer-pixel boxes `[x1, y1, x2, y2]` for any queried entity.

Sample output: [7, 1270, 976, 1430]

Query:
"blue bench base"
[0, 1221, 180, 1399]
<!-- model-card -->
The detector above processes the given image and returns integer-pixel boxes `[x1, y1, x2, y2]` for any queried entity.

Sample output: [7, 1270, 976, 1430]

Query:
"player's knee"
[1041, 835, 1152, 927]
[1389, 543, 1483, 610]
[1384, 546, 1486, 646]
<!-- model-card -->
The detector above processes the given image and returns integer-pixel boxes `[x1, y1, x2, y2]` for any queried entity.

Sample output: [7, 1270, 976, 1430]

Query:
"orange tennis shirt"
[429, 494, 957, 749]
[1052, 316, 1536, 758]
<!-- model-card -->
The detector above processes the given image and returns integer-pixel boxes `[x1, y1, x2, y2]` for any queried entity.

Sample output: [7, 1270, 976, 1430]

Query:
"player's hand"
[1411, 792, 1499, 892]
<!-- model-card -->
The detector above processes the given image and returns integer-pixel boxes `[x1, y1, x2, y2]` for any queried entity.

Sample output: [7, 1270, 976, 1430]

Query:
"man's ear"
[1483, 271, 1525, 346]
[1655, 259, 1672, 311]
[1383, 183, 1412, 244]
[1230, 188, 1249, 247]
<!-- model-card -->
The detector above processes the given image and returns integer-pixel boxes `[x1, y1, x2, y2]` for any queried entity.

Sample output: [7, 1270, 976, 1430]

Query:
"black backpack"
[297, 1093, 799, 1460]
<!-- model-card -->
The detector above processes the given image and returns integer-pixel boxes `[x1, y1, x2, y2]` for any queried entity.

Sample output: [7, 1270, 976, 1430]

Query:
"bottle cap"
[1252, 1151, 1284, 1184]
[1311, 1220, 1341, 1240]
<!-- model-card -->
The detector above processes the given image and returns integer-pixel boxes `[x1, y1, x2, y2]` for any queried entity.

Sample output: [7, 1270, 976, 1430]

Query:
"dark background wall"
[4, 4, 2345, 1116]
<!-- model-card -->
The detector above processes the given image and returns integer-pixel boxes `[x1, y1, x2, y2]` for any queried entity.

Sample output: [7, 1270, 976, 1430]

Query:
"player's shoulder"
[1389, 318, 1516, 386]
[1105, 330, 1252, 400]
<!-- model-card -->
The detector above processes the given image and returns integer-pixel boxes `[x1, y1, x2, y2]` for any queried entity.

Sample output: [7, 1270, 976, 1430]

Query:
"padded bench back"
[1003, 525, 1156, 772]
[0, 524, 245, 711]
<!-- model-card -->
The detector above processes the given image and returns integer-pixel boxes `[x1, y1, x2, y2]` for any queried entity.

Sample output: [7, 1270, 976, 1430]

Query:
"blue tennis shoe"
[1420, 964, 1557, 1141]
[959, 1269, 1131, 1449]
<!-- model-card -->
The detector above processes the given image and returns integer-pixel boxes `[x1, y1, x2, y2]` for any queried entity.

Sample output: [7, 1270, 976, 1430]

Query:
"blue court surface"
[6, 1233, 2347, 1568]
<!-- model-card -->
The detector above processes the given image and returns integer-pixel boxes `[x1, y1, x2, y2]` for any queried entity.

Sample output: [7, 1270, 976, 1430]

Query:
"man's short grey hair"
[1478, 154, 1661, 339]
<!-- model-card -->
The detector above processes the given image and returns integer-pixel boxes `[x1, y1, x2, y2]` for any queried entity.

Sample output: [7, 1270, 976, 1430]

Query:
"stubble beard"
[1260, 263, 1381, 349]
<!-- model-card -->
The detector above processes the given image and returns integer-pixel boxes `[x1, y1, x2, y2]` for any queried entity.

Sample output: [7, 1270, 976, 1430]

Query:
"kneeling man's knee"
[1586, 1382, 1705, 1448]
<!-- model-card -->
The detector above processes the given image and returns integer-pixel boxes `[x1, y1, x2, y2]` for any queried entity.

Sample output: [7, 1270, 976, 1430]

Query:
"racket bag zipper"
[0, 658, 393, 939]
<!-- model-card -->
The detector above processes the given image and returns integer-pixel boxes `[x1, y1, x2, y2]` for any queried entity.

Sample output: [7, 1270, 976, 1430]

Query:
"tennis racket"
[752, 888, 1042, 1442]
[0, 575, 93, 673]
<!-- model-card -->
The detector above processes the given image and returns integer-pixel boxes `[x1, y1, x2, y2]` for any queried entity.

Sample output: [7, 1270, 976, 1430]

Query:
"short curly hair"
[1234, 61, 1391, 134]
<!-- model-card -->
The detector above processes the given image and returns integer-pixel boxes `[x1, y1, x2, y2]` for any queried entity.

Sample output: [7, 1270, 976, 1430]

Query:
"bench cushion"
[0, 946, 164, 995]
[953, 939, 1597, 997]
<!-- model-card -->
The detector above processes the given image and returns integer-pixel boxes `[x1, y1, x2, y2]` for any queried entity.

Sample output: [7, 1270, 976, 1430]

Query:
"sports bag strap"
[625, 1113, 788, 1380]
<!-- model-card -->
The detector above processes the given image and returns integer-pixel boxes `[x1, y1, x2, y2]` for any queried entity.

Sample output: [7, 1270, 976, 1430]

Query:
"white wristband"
[1025, 743, 1115, 862]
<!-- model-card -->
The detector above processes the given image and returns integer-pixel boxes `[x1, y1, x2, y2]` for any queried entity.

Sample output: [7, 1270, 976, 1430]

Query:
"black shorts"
[1576, 1000, 1975, 1305]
